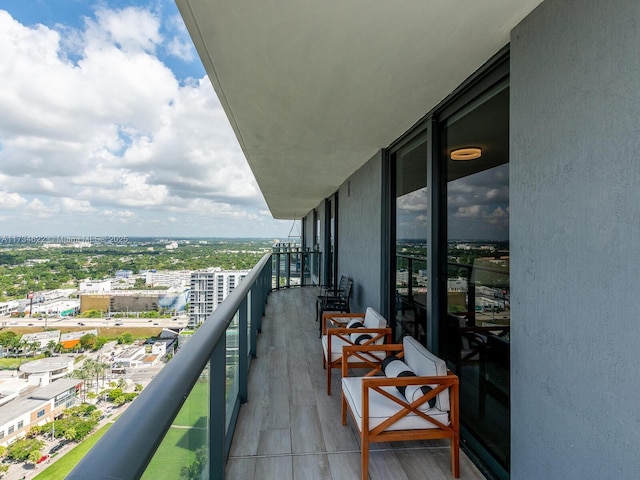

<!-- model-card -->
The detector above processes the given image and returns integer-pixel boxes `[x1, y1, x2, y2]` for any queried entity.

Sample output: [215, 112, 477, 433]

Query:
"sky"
[0, 0, 297, 239]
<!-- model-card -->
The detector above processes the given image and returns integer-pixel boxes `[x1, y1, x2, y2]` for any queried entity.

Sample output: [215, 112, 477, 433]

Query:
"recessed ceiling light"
[451, 147, 482, 161]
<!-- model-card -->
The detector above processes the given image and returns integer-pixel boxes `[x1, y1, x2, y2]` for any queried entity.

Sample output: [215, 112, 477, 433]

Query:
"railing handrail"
[67, 252, 273, 480]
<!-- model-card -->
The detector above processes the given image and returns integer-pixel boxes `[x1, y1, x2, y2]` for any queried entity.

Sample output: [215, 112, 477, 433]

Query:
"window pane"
[441, 85, 510, 471]
[394, 135, 428, 342]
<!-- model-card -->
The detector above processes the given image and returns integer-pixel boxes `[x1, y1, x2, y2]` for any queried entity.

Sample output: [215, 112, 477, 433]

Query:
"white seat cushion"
[342, 376, 450, 432]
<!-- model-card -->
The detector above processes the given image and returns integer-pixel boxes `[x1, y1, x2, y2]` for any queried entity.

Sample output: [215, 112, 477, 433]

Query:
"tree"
[79, 334, 97, 351]
[46, 340, 57, 356]
[6, 438, 44, 463]
[27, 450, 41, 464]
[180, 446, 208, 479]
[117, 332, 134, 344]
[0, 331, 17, 348]
[70, 368, 92, 402]
[63, 427, 78, 442]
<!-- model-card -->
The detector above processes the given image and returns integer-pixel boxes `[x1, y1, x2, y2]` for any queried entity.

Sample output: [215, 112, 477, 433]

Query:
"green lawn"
[141, 380, 210, 479]
[32, 422, 112, 480]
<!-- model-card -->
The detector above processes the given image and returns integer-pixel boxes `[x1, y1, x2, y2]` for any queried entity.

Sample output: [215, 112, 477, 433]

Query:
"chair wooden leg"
[341, 393, 347, 425]
[452, 435, 460, 478]
[361, 436, 369, 480]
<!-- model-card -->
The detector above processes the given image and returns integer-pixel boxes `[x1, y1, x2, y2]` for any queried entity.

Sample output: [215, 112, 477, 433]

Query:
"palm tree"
[46, 340, 57, 356]
[18, 339, 29, 356]
[99, 362, 110, 387]
[68, 369, 90, 402]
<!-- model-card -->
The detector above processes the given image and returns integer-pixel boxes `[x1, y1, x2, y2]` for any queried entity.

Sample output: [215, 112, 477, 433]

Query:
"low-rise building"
[20, 331, 61, 351]
[18, 356, 75, 385]
[0, 378, 81, 447]
[59, 329, 99, 350]
[113, 346, 147, 369]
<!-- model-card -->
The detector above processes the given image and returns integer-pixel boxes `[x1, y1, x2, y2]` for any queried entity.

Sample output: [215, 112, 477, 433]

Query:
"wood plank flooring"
[227, 287, 487, 480]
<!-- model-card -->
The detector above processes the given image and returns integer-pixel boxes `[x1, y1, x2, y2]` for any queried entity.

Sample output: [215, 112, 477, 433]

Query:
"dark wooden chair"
[315, 275, 349, 321]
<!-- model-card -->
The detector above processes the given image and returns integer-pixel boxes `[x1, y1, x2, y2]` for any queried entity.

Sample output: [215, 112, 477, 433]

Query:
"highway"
[0, 315, 189, 330]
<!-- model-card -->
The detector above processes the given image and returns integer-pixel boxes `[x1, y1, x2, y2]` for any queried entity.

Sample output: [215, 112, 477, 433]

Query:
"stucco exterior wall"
[510, 0, 640, 477]
[336, 151, 383, 313]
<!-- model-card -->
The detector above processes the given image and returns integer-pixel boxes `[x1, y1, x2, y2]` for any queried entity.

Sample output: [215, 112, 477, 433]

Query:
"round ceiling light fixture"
[450, 147, 482, 161]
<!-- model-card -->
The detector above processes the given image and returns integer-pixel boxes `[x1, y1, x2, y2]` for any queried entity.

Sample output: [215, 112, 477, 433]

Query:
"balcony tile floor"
[227, 287, 486, 479]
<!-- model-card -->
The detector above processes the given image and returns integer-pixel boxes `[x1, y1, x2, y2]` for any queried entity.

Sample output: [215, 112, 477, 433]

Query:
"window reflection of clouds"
[397, 187, 428, 240]
[397, 188, 428, 212]
[447, 164, 509, 240]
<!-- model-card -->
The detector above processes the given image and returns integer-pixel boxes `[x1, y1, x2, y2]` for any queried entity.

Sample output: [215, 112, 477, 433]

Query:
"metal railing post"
[250, 285, 258, 358]
[209, 336, 226, 480]
[286, 252, 291, 288]
[239, 296, 248, 403]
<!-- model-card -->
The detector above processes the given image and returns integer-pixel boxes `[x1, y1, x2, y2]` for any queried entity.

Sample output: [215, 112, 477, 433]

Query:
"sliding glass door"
[387, 53, 511, 478]
[391, 134, 429, 342]
[440, 81, 510, 476]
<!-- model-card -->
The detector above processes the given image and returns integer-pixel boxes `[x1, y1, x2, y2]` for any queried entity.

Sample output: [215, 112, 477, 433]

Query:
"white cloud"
[0, 190, 27, 209]
[0, 6, 286, 237]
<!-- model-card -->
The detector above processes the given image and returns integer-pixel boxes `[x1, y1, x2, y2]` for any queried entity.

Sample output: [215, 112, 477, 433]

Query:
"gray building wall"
[336, 151, 383, 313]
[510, 0, 640, 478]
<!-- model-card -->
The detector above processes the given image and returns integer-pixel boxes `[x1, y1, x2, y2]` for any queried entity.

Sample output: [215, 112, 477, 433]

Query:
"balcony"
[68, 252, 484, 479]
[226, 286, 485, 479]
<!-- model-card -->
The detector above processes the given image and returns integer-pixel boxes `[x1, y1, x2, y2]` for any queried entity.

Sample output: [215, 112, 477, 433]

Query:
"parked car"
[49, 443, 66, 455]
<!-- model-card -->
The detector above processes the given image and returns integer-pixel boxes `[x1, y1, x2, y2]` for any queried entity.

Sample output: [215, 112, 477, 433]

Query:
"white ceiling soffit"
[176, 0, 542, 219]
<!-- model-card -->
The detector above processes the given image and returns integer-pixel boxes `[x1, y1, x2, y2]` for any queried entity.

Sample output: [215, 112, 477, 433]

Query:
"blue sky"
[0, 1, 295, 239]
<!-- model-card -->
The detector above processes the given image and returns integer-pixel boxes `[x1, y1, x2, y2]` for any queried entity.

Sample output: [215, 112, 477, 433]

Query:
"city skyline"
[0, 1, 296, 238]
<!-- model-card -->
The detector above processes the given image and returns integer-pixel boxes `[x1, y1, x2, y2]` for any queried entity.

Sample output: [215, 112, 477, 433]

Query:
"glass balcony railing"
[272, 243, 321, 289]
[66, 246, 319, 480]
[67, 253, 273, 480]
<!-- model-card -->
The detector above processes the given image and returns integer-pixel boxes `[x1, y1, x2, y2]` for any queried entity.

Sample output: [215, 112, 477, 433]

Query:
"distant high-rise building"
[189, 268, 249, 326]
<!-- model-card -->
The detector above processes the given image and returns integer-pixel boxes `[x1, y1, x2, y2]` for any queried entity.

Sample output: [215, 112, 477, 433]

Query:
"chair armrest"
[327, 327, 391, 350]
[321, 312, 364, 335]
[341, 343, 402, 377]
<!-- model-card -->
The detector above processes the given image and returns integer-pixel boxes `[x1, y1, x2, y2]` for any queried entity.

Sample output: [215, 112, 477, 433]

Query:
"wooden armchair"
[321, 308, 391, 395]
[341, 336, 460, 480]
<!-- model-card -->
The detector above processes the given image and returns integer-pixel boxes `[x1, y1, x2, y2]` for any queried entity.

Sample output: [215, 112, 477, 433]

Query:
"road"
[0, 315, 189, 330]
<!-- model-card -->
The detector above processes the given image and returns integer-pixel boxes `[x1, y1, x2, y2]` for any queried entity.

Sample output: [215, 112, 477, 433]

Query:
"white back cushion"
[363, 307, 387, 329]
[403, 336, 450, 411]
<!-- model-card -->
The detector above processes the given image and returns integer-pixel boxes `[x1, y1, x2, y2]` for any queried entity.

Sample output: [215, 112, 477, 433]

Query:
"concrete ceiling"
[176, 0, 543, 219]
